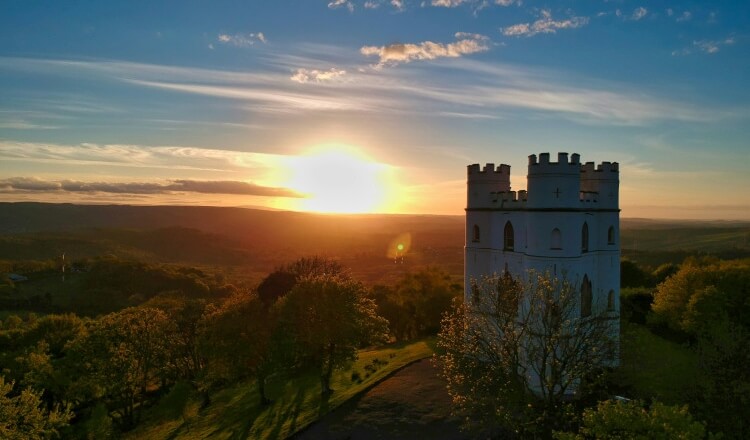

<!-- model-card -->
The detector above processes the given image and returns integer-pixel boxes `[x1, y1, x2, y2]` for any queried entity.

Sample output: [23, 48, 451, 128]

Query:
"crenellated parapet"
[467, 152, 619, 211]
[468, 163, 511, 180]
[528, 152, 581, 175]
[580, 161, 619, 208]
[467, 162, 512, 208]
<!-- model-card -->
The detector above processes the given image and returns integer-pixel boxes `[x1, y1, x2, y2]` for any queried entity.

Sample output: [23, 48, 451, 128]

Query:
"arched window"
[581, 275, 592, 318]
[581, 222, 589, 253]
[551, 228, 562, 249]
[607, 289, 615, 311]
[608, 226, 615, 245]
[472, 224, 480, 242]
[504, 221, 514, 251]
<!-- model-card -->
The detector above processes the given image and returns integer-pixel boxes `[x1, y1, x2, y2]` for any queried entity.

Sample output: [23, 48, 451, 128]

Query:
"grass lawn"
[613, 322, 699, 404]
[126, 339, 434, 440]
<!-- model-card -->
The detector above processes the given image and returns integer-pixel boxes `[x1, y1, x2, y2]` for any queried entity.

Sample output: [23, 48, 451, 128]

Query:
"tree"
[145, 295, 208, 381]
[0, 376, 72, 440]
[554, 399, 709, 440]
[437, 271, 617, 437]
[278, 277, 389, 396]
[373, 268, 461, 341]
[66, 307, 174, 429]
[203, 292, 279, 405]
[257, 256, 347, 305]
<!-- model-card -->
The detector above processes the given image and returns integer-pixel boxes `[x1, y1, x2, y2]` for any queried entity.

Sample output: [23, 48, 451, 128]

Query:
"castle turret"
[526, 152, 580, 209]
[467, 163, 511, 209]
[580, 161, 619, 210]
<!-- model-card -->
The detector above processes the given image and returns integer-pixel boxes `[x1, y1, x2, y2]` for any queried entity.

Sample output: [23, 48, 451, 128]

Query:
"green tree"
[554, 399, 709, 440]
[278, 277, 389, 396]
[437, 271, 618, 437]
[145, 295, 208, 381]
[373, 268, 461, 341]
[257, 256, 347, 305]
[67, 307, 173, 429]
[203, 292, 279, 405]
[0, 376, 72, 440]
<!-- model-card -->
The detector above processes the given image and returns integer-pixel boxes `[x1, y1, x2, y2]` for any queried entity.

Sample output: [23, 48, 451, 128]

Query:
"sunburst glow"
[280, 145, 397, 214]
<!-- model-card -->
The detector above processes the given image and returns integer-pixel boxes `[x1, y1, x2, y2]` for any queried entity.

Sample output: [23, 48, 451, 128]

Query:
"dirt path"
[294, 358, 469, 440]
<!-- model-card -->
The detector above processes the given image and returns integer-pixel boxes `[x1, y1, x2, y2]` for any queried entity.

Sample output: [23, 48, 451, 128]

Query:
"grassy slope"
[613, 322, 699, 404]
[127, 339, 434, 440]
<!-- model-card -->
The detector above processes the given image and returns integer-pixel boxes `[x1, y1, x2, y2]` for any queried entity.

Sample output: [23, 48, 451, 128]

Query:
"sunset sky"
[1, 1, 748, 218]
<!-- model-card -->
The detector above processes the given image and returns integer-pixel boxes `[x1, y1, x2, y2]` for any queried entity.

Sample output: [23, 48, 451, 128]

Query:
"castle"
[464, 152, 620, 355]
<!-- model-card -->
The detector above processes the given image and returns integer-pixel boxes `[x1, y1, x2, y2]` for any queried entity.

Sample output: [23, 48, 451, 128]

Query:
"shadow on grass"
[263, 387, 307, 440]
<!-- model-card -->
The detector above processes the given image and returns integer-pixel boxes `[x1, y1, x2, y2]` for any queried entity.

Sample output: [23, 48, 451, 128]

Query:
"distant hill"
[1, 203, 747, 273]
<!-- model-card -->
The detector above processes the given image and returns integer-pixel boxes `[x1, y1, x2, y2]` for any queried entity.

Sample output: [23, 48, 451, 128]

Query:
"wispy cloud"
[217, 32, 266, 47]
[676, 11, 692, 22]
[290, 67, 347, 83]
[672, 37, 736, 56]
[430, 0, 518, 7]
[0, 120, 60, 130]
[328, 0, 354, 13]
[631, 7, 648, 21]
[502, 9, 589, 37]
[0, 55, 731, 126]
[0, 140, 279, 174]
[0, 177, 303, 198]
[360, 32, 489, 66]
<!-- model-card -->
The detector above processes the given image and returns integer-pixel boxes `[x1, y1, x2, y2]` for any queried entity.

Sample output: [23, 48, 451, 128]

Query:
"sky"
[1, 0, 748, 219]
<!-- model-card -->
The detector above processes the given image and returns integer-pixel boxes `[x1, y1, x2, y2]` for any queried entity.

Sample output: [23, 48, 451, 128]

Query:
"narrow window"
[504, 221, 514, 251]
[608, 226, 615, 245]
[472, 224, 480, 242]
[607, 289, 615, 312]
[581, 222, 589, 253]
[551, 228, 562, 249]
[581, 275, 592, 318]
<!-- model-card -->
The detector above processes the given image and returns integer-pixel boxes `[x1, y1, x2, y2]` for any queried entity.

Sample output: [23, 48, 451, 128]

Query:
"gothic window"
[581, 275, 592, 318]
[504, 221, 514, 251]
[581, 222, 589, 253]
[608, 226, 615, 245]
[551, 228, 562, 249]
[607, 289, 615, 312]
[472, 224, 480, 242]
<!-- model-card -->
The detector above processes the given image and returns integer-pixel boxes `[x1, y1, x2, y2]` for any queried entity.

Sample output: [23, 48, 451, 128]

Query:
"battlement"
[491, 190, 528, 203]
[528, 152, 581, 175]
[579, 191, 599, 202]
[467, 163, 511, 178]
[580, 161, 619, 174]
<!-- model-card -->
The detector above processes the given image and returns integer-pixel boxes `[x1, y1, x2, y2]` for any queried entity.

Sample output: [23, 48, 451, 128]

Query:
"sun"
[280, 145, 396, 214]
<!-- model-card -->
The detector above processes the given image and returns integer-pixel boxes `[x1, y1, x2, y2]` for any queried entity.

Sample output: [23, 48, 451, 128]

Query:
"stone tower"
[465, 152, 620, 362]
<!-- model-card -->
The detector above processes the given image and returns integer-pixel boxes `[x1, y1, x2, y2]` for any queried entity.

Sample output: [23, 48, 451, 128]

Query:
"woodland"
[1, 203, 749, 439]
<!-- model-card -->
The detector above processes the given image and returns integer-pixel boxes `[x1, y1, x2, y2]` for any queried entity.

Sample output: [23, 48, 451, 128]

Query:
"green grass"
[613, 322, 699, 404]
[126, 339, 434, 440]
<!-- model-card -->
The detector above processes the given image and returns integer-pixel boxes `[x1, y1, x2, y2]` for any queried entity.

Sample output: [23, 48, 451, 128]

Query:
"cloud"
[0, 177, 303, 198]
[360, 33, 489, 66]
[391, 0, 405, 11]
[631, 7, 647, 21]
[429, 0, 517, 7]
[328, 0, 354, 12]
[0, 120, 60, 130]
[430, 0, 465, 6]
[290, 67, 347, 83]
[676, 11, 691, 22]
[217, 32, 266, 47]
[364, 1, 380, 8]
[502, 9, 589, 37]
[673, 37, 735, 56]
